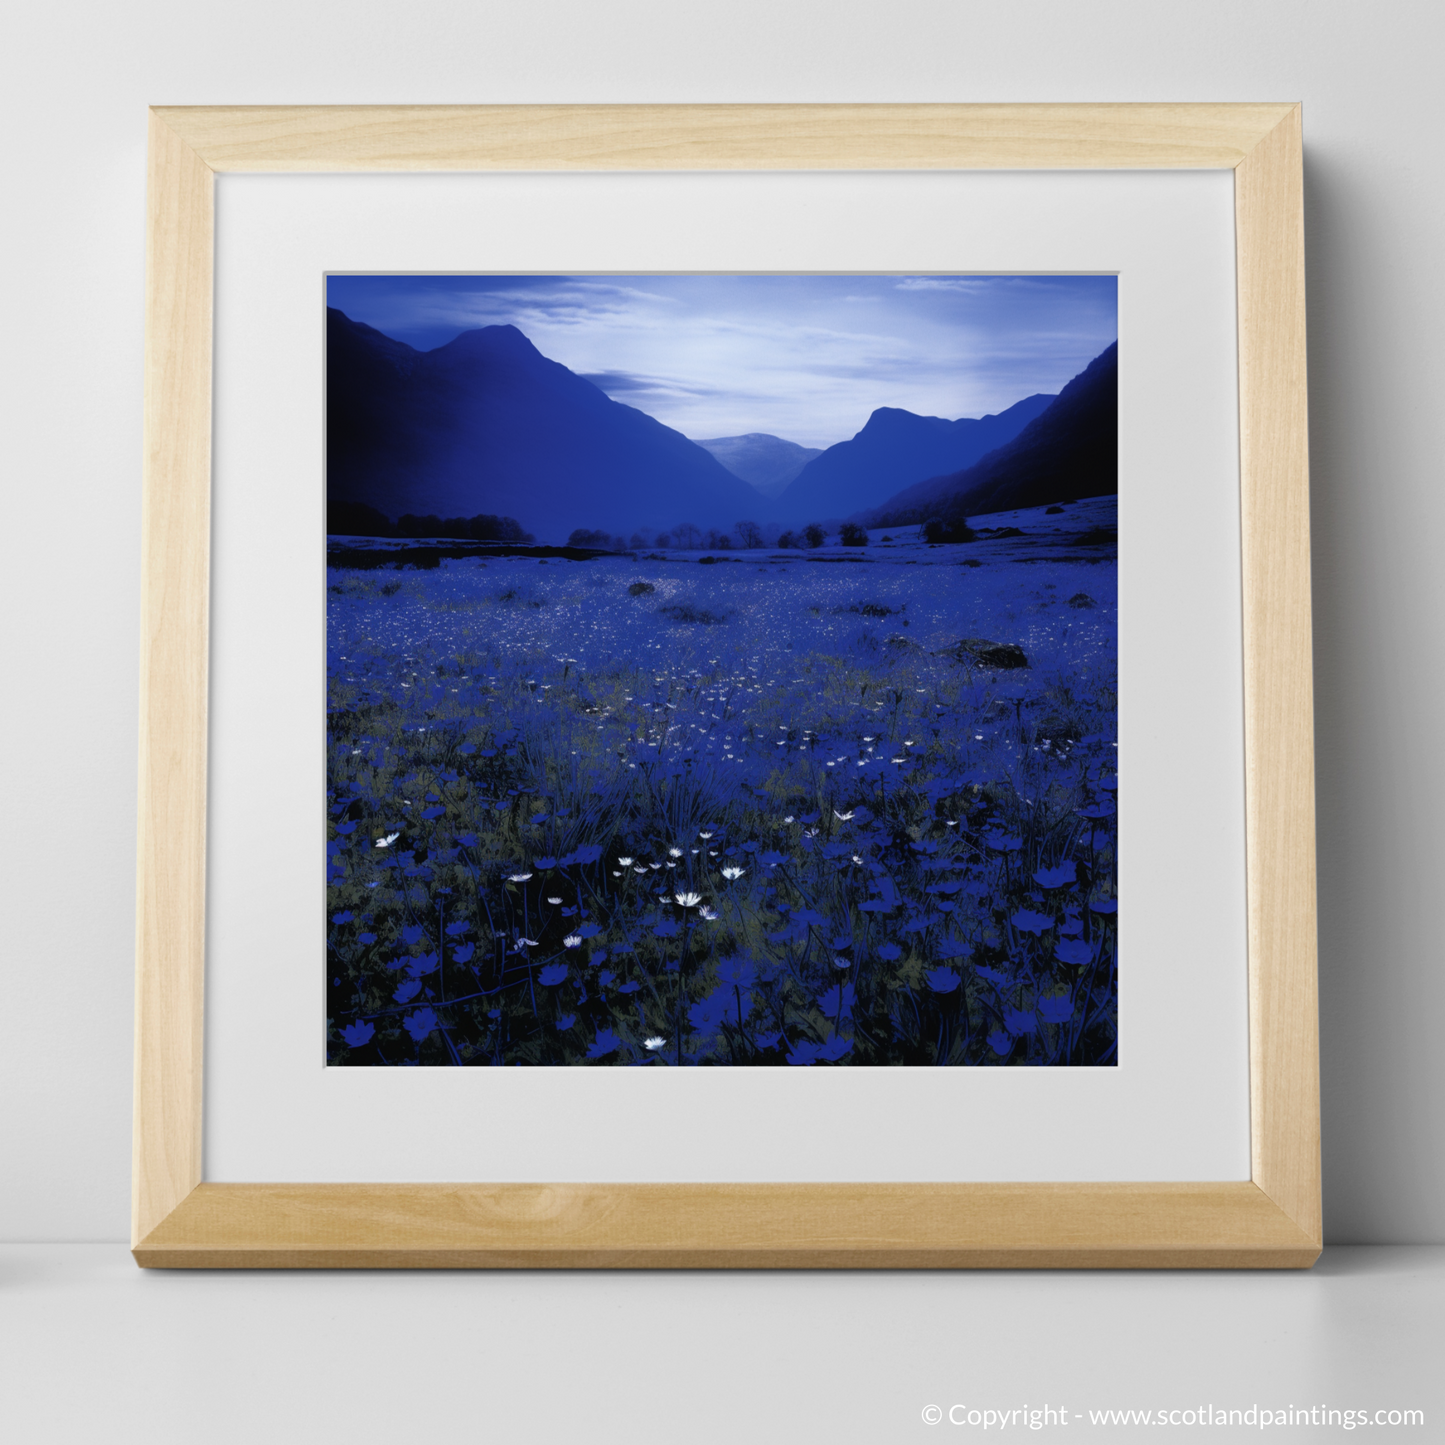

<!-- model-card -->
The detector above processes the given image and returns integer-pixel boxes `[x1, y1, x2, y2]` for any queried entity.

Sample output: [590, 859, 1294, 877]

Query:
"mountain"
[869, 343, 1117, 525]
[692, 433, 823, 499]
[770, 393, 1055, 522]
[327, 309, 767, 540]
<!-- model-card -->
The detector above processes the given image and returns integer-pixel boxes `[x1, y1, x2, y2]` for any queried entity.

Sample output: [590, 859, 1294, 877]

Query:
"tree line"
[331, 499, 970, 551]
[328, 500, 535, 542]
[566, 520, 879, 551]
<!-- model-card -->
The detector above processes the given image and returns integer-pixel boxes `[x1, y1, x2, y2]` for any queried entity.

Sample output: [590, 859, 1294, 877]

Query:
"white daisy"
[507, 873, 533, 883]
[644, 1037, 667, 1051]
[374, 832, 401, 848]
[563, 934, 583, 948]
[675, 892, 702, 908]
[720, 866, 745, 880]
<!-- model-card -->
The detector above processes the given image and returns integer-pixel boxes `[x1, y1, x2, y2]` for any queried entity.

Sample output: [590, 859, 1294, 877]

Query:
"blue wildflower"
[1034, 861, 1077, 889]
[556, 1013, 576, 1030]
[393, 978, 422, 1004]
[924, 966, 961, 994]
[405, 952, 439, 979]
[689, 986, 733, 1030]
[1055, 939, 1094, 966]
[1003, 1006, 1037, 1036]
[875, 942, 902, 961]
[587, 1028, 621, 1059]
[340, 1020, 374, 1047]
[404, 1007, 438, 1041]
[987, 1030, 1012, 1056]
[1038, 995, 1073, 1024]
[716, 956, 756, 987]
[452, 943, 475, 963]
[1011, 909, 1055, 936]
[538, 963, 568, 986]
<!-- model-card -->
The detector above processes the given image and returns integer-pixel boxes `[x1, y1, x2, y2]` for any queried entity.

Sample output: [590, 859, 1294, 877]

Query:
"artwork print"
[325, 274, 1118, 1067]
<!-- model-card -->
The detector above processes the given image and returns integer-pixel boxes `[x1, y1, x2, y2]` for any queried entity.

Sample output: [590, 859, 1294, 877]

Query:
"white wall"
[2, 0, 1440, 1243]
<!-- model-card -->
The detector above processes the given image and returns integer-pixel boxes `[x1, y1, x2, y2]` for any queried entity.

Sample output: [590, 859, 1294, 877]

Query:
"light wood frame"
[135, 103, 1318, 1268]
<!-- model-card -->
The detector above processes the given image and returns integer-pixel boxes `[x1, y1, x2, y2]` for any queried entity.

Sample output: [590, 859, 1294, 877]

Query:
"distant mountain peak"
[327, 308, 763, 540]
[692, 432, 824, 500]
[438, 323, 543, 357]
[697, 431, 789, 446]
[868, 345, 1117, 525]
[772, 393, 1057, 520]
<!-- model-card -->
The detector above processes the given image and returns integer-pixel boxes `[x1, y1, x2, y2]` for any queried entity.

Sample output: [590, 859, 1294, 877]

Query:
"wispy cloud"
[579, 370, 725, 400]
[326, 273, 1117, 448]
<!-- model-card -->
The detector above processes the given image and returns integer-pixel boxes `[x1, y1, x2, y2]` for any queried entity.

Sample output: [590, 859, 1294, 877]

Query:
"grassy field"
[325, 502, 1118, 1067]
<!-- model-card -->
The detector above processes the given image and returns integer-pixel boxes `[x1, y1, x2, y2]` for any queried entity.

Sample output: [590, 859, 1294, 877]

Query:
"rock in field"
[945, 637, 1030, 669]
[884, 633, 922, 654]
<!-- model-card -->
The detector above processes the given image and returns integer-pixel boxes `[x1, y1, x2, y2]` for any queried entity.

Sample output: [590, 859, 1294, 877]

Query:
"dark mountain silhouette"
[771, 392, 1055, 522]
[869, 343, 1117, 526]
[693, 433, 823, 498]
[327, 309, 767, 539]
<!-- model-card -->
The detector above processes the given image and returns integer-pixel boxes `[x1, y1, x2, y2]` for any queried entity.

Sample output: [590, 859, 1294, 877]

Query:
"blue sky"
[325, 273, 1116, 450]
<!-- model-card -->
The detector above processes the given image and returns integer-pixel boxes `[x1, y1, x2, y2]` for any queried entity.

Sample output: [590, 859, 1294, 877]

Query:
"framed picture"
[135, 104, 1319, 1267]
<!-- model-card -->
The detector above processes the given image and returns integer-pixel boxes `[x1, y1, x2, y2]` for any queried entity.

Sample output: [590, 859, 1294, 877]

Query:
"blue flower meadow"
[325, 517, 1117, 1066]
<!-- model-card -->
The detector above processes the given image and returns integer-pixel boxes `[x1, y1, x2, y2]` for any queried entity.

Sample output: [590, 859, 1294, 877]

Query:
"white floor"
[2, 1246, 1439, 1442]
